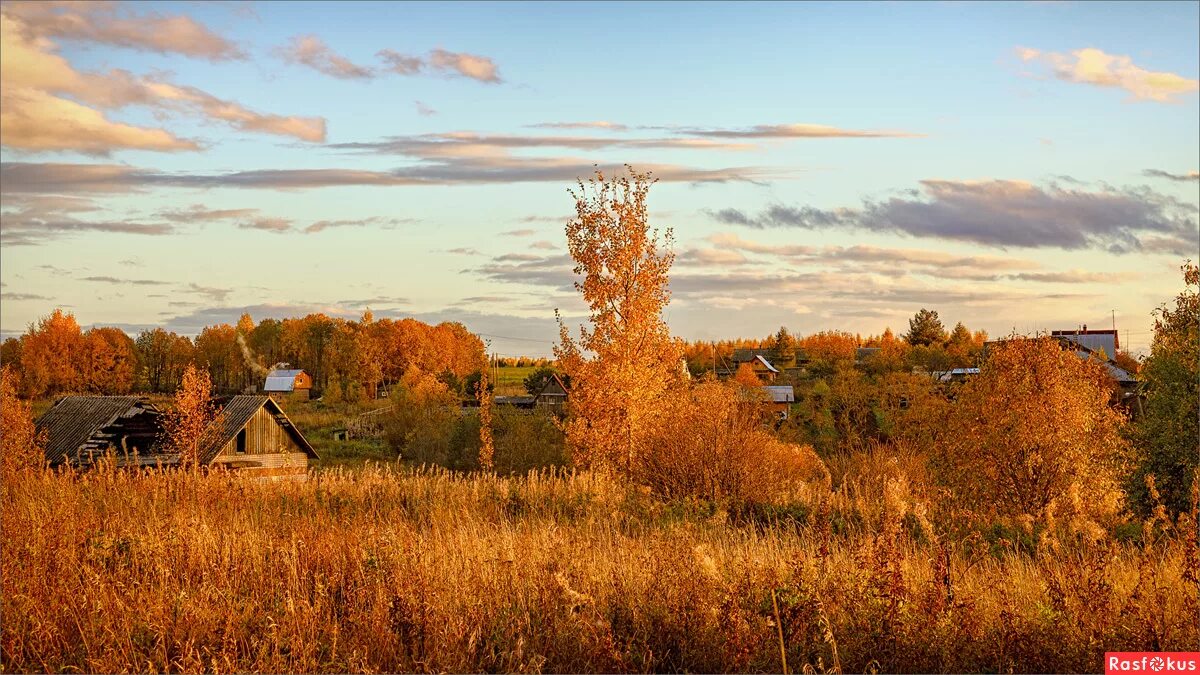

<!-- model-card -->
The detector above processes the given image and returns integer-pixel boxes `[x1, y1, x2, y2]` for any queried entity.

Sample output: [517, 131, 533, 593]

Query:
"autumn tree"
[194, 324, 240, 393]
[235, 312, 266, 389]
[0, 338, 21, 372]
[355, 310, 385, 399]
[1128, 262, 1199, 517]
[159, 364, 217, 469]
[935, 336, 1127, 519]
[945, 321, 979, 368]
[637, 380, 828, 502]
[772, 326, 796, 365]
[905, 308, 946, 347]
[555, 168, 683, 473]
[0, 366, 44, 475]
[135, 328, 194, 393]
[81, 327, 137, 394]
[732, 361, 762, 388]
[20, 309, 84, 397]
[248, 318, 283, 369]
[861, 327, 910, 375]
[799, 330, 858, 376]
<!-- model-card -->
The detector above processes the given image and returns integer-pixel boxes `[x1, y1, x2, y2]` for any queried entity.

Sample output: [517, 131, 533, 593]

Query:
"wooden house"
[36, 396, 163, 467]
[534, 374, 569, 409]
[761, 385, 795, 419]
[263, 366, 313, 400]
[201, 395, 318, 479]
[717, 349, 782, 382]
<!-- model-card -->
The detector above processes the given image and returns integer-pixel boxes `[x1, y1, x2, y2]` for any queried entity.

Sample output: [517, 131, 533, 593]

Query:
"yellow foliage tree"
[555, 168, 683, 473]
[732, 361, 762, 388]
[159, 364, 217, 469]
[477, 367, 494, 471]
[0, 366, 44, 475]
[934, 336, 1127, 519]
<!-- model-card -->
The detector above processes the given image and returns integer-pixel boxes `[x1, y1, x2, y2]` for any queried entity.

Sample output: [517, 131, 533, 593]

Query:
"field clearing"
[493, 365, 541, 397]
[2, 465, 1195, 673]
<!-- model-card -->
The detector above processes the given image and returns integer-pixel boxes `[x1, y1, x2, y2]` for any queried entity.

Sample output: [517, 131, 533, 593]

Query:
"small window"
[236, 429, 247, 454]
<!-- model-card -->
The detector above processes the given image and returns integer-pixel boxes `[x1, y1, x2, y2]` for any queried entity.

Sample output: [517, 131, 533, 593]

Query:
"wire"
[474, 332, 556, 345]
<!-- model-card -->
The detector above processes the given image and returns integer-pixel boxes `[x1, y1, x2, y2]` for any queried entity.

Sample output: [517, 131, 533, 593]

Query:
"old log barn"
[35, 394, 317, 479]
[36, 396, 162, 467]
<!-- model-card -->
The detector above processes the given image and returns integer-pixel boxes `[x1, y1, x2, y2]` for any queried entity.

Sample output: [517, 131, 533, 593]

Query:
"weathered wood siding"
[213, 406, 307, 459]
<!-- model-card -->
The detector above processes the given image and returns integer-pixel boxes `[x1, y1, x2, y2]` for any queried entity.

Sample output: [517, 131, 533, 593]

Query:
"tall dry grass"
[3, 461, 1196, 673]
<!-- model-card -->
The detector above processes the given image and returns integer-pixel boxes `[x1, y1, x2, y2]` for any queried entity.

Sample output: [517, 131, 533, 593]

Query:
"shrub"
[932, 336, 1127, 521]
[1128, 262, 1199, 517]
[637, 381, 828, 504]
[492, 407, 568, 474]
[383, 370, 461, 466]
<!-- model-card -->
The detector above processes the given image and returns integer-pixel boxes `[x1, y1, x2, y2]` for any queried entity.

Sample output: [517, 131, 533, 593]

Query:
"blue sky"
[1, 1, 1197, 357]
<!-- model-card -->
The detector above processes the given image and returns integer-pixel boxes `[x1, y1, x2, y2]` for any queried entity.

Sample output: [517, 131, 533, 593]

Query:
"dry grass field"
[3, 460, 1195, 673]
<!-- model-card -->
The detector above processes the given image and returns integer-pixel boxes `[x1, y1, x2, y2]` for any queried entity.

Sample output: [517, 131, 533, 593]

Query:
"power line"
[474, 332, 556, 345]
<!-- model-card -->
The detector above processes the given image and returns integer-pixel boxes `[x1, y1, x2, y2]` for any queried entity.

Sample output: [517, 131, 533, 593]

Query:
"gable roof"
[1051, 338, 1135, 385]
[199, 395, 317, 463]
[750, 354, 780, 373]
[535, 373, 568, 399]
[731, 348, 775, 363]
[35, 396, 160, 465]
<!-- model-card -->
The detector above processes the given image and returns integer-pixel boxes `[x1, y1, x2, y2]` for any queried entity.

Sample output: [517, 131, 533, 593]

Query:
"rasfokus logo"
[1106, 653, 1200, 674]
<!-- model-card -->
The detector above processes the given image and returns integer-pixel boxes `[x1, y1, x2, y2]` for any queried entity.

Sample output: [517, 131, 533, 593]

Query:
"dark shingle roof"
[35, 396, 157, 465]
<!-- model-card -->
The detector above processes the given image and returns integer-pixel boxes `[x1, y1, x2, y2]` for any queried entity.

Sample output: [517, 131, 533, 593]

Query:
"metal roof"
[762, 385, 795, 403]
[266, 369, 306, 378]
[199, 395, 317, 463]
[1053, 331, 1118, 358]
[935, 368, 980, 382]
[263, 376, 297, 392]
[35, 396, 158, 465]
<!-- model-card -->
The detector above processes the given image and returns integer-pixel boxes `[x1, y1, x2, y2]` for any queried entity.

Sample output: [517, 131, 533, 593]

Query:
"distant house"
[264, 365, 313, 400]
[36, 396, 162, 467]
[1051, 327, 1120, 358]
[534, 374, 569, 408]
[933, 367, 980, 383]
[982, 332, 1137, 390]
[34, 394, 318, 479]
[1051, 329, 1132, 386]
[489, 374, 569, 412]
[718, 349, 781, 382]
[761, 385, 795, 419]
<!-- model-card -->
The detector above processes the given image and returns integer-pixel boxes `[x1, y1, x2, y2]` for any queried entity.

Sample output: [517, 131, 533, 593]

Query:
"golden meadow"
[2, 458, 1196, 673]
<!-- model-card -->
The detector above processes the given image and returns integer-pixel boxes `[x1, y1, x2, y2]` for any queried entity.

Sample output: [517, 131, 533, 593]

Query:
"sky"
[1, 1, 1197, 358]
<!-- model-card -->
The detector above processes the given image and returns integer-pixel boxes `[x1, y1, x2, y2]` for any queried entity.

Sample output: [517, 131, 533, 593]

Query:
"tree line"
[0, 310, 486, 400]
[548, 168, 1196, 522]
